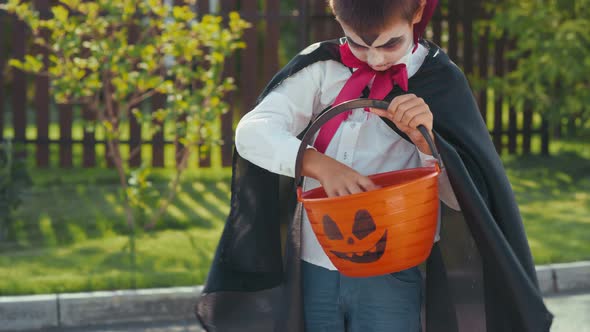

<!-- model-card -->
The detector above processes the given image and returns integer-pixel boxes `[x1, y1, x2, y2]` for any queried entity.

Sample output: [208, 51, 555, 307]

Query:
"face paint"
[341, 20, 416, 71]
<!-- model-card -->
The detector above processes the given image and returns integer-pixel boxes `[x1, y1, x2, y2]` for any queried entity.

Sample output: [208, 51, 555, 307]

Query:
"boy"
[196, 1, 553, 331]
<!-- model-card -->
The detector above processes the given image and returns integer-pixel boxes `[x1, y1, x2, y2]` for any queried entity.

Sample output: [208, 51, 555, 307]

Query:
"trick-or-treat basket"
[294, 99, 442, 278]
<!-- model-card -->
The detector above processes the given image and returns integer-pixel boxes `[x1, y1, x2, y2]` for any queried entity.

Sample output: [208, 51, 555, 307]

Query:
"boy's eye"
[380, 39, 403, 50]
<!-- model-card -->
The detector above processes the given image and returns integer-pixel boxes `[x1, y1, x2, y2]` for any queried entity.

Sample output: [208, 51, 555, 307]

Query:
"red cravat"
[314, 43, 409, 153]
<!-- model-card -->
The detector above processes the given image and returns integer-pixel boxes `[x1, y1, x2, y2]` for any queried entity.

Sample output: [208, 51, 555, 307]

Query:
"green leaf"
[51, 6, 69, 22]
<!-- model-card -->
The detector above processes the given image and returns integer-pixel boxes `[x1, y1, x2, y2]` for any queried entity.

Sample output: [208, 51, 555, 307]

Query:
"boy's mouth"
[371, 64, 393, 71]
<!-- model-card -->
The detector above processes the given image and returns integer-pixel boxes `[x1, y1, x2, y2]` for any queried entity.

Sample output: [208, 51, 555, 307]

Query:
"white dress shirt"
[235, 42, 460, 270]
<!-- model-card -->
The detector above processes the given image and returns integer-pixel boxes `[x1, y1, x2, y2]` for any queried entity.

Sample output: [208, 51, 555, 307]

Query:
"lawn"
[0, 138, 588, 295]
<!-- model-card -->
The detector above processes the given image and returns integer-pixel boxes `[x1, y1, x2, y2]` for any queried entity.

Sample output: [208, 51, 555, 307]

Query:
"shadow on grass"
[3, 175, 231, 252]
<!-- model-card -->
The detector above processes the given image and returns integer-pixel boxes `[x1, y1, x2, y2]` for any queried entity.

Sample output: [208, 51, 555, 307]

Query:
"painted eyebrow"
[346, 35, 404, 49]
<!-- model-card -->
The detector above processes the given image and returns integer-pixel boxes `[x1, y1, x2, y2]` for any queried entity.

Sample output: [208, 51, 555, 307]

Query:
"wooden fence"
[0, 0, 550, 169]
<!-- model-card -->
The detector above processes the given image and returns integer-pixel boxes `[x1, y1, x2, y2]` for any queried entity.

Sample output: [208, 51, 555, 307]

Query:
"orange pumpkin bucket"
[294, 99, 442, 278]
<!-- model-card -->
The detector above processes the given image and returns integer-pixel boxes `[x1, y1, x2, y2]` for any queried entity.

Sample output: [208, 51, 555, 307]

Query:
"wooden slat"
[128, 18, 142, 167]
[34, 0, 51, 167]
[432, 7, 442, 46]
[197, 0, 209, 17]
[462, 0, 474, 75]
[0, 13, 6, 141]
[105, 105, 118, 168]
[522, 104, 532, 155]
[239, 0, 258, 115]
[82, 106, 97, 167]
[507, 40, 517, 154]
[447, 0, 459, 61]
[220, 0, 238, 167]
[264, 0, 280, 83]
[129, 109, 142, 167]
[12, 18, 27, 151]
[478, 27, 489, 121]
[493, 33, 506, 154]
[151, 94, 165, 167]
[541, 117, 549, 155]
[312, 0, 327, 42]
[58, 104, 73, 167]
[196, 0, 212, 167]
[298, 0, 310, 49]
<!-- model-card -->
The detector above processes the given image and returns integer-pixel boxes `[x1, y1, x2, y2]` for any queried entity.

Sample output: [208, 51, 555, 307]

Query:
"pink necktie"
[314, 43, 409, 153]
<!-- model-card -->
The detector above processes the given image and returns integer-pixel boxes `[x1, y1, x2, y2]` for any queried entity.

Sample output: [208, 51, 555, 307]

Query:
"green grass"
[503, 137, 590, 265]
[1, 167, 232, 295]
[0, 136, 588, 295]
[0, 228, 221, 295]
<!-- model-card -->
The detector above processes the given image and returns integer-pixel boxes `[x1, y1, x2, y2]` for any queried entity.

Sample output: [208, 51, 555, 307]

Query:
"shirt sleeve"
[235, 63, 323, 178]
[418, 150, 461, 211]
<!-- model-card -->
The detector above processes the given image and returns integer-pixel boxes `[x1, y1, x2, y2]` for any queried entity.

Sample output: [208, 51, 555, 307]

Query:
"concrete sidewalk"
[2, 261, 589, 332]
[15, 292, 590, 332]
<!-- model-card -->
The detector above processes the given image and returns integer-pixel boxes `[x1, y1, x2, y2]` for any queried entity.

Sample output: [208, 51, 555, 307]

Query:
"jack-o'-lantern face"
[322, 209, 387, 264]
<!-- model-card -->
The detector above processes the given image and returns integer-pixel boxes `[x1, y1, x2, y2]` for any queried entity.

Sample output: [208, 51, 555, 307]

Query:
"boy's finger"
[388, 94, 417, 114]
[359, 177, 379, 191]
[400, 103, 430, 123]
[393, 100, 424, 123]
[369, 108, 393, 120]
[347, 183, 364, 195]
[408, 112, 433, 130]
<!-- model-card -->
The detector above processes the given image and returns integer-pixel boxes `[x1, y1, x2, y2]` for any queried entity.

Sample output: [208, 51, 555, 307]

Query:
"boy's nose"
[367, 51, 386, 69]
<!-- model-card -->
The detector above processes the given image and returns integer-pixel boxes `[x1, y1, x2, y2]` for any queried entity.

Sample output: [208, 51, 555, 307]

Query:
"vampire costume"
[195, 3, 553, 331]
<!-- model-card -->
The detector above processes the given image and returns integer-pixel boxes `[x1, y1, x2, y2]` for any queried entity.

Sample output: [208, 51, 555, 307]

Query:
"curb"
[1, 262, 589, 331]
[0, 287, 202, 331]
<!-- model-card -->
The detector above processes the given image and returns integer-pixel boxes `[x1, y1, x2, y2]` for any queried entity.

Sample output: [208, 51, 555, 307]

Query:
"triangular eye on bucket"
[353, 209, 376, 240]
[323, 215, 344, 240]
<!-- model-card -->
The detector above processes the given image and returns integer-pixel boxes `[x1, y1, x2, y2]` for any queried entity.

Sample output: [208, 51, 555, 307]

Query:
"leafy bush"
[488, 0, 590, 126]
[0, 0, 249, 229]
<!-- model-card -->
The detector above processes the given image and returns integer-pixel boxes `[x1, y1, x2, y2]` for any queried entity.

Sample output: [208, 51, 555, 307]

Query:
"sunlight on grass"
[0, 228, 222, 295]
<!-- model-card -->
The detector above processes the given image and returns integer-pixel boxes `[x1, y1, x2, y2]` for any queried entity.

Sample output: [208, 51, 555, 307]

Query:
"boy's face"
[339, 13, 423, 72]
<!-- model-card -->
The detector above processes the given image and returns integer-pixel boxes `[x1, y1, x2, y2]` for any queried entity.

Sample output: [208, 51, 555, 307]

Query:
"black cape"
[195, 39, 553, 332]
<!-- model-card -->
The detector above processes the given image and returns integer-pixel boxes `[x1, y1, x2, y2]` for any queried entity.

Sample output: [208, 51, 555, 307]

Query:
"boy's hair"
[329, 0, 421, 45]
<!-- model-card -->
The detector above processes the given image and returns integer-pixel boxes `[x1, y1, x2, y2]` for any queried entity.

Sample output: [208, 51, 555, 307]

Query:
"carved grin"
[330, 230, 388, 263]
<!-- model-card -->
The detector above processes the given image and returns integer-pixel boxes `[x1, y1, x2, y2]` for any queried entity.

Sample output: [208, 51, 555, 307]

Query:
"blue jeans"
[302, 261, 422, 332]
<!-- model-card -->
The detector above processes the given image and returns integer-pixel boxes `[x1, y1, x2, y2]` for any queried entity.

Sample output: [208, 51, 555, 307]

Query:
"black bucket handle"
[294, 98, 441, 187]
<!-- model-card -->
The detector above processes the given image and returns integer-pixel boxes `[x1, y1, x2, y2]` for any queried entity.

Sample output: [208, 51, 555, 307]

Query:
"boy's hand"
[302, 149, 379, 197]
[369, 94, 434, 155]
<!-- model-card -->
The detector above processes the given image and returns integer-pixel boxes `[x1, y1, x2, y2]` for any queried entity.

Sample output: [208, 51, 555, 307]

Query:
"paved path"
[545, 291, 590, 332]
[27, 292, 590, 332]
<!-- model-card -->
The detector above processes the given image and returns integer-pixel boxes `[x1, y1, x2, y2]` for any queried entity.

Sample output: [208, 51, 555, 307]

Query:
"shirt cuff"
[418, 150, 437, 167]
[271, 136, 315, 178]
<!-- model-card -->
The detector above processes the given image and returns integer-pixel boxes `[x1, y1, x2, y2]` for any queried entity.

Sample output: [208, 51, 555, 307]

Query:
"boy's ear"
[412, 0, 428, 25]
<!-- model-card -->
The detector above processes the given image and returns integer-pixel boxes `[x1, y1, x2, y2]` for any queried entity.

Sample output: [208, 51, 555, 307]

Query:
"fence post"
[58, 104, 73, 167]
[507, 40, 517, 154]
[541, 117, 549, 155]
[0, 12, 6, 142]
[12, 16, 27, 158]
[447, 0, 460, 62]
[151, 94, 166, 168]
[493, 33, 506, 154]
[521, 103, 532, 155]
[298, 0, 310, 50]
[196, 0, 212, 168]
[82, 106, 97, 167]
[220, 0, 238, 167]
[477, 0, 489, 122]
